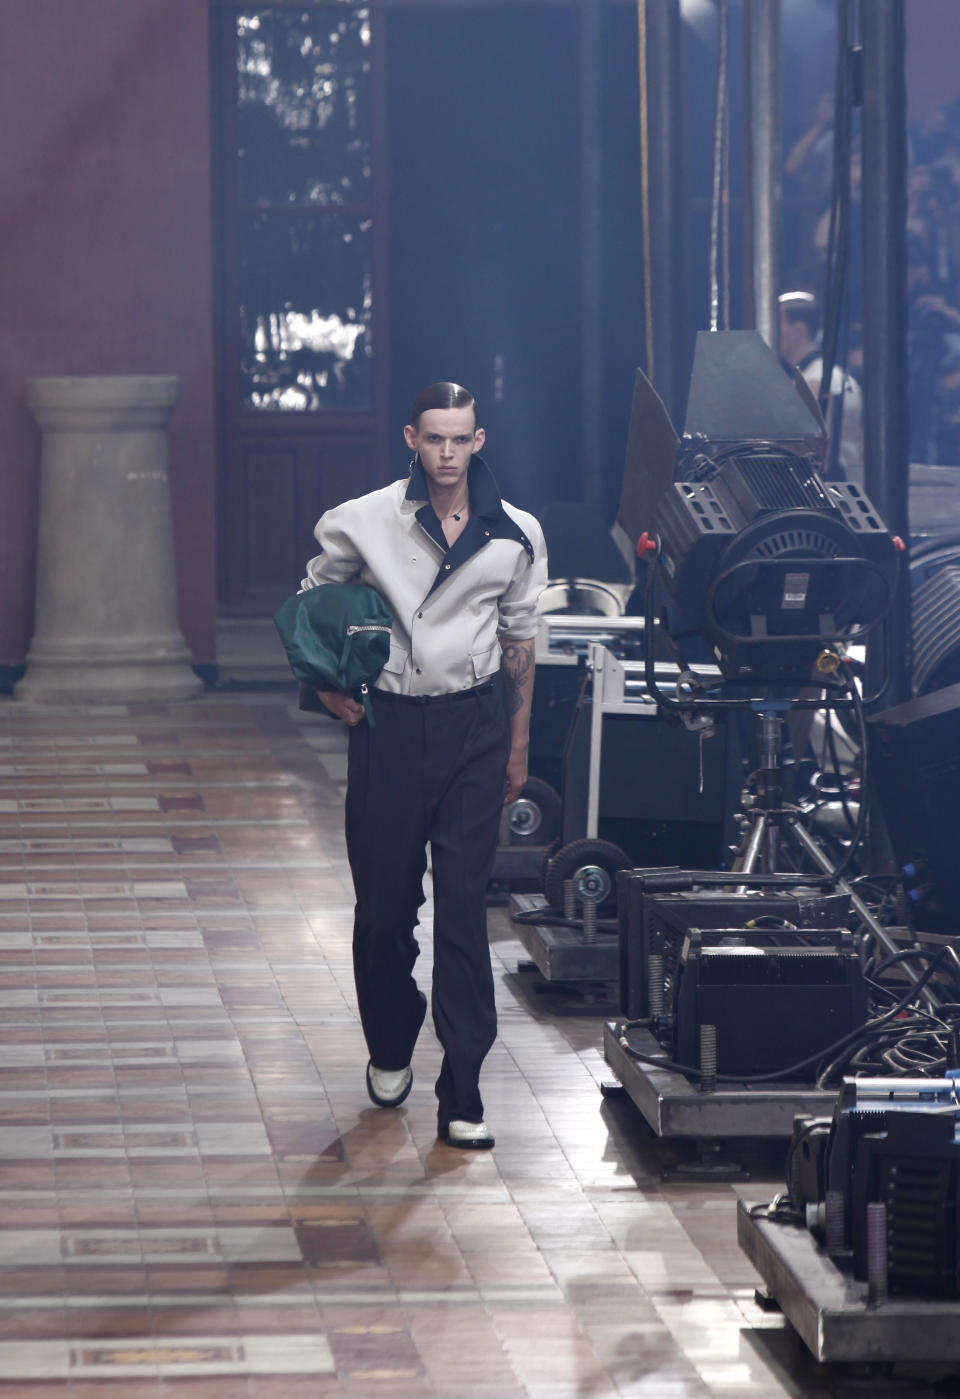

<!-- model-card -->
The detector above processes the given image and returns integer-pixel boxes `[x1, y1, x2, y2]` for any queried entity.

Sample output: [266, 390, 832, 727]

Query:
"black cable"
[620, 944, 955, 1086]
[872, 945, 960, 992]
[822, 708, 857, 833]
[815, 1020, 935, 1087]
[819, 0, 855, 428]
[862, 976, 947, 1023]
[511, 907, 617, 933]
[865, 972, 935, 1007]
[783, 1118, 830, 1202]
[749, 1193, 806, 1227]
[871, 947, 935, 976]
[882, 1036, 945, 1074]
[823, 660, 868, 881]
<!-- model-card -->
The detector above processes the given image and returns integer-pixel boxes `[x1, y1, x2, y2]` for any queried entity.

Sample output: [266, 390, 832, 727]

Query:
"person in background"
[779, 290, 864, 486]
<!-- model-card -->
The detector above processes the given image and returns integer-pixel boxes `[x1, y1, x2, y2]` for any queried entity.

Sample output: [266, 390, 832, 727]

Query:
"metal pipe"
[643, 0, 684, 421]
[734, 810, 767, 894]
[580, 0, 605, 511]
[866, 1201, 889, 1305]
[860, 1, 911, 708]
[699, 1023, 718, 1093]
[788, 815, 940, 1012]
[742, 0, 782, 350]
[709, 0, 730, 332]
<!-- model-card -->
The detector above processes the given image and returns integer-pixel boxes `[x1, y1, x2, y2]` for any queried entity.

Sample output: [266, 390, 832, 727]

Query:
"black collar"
[403, 454, 535, 596]
[404, 453, 504, 520]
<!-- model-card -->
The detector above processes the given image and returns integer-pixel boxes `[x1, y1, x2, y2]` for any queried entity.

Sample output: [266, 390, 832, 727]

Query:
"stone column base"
[14, 375, 203, 706]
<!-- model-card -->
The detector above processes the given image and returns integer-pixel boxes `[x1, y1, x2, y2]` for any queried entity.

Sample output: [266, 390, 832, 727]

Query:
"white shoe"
[442, 1118, 495, 1150]
[366, 1061, 412, 1107]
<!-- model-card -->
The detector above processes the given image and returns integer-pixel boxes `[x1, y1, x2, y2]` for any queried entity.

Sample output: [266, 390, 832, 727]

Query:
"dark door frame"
[210, 0, 390, 614]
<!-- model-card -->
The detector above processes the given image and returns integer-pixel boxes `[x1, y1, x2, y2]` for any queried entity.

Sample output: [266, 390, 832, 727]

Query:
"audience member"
[778, 291, 864, 485]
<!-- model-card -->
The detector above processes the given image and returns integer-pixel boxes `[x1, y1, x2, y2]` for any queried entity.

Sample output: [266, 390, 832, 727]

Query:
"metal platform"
[602, 1021, 837, 1138]
[509, 893, 619, 982]
[738, 1198, 960, 1363]
[489, 844, 545, 895]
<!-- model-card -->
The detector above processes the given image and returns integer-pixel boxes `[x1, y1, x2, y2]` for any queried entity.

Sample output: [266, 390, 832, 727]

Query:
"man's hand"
[317, 690, 366, 726]
[504, 743, 528, 805]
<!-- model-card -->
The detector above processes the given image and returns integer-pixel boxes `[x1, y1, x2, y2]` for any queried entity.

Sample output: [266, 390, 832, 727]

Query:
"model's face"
[404, 407, 485, 492]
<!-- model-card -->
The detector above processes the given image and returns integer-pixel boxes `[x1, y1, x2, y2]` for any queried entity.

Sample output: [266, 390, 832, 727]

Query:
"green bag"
[273, 583, 393, 726]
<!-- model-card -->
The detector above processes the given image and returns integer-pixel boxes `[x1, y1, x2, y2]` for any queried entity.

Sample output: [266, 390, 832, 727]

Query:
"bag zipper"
[345, 624, 392, 636]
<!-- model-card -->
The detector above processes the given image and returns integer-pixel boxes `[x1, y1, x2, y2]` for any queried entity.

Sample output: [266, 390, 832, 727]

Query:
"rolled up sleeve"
[497, 521, 548, 641]
[301, 502, 365, 591]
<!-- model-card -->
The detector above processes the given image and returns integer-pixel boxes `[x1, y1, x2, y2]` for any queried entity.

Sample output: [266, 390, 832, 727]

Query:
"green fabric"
[274, 583, 393, 725]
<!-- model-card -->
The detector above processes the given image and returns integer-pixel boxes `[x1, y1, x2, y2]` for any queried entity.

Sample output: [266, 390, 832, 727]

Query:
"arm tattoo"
[501, 641, 534, 717]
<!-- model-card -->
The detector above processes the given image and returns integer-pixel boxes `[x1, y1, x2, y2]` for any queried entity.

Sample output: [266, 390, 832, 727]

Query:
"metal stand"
[738, 1199, 960, 1363]
[488, 844, 548, 901]
[603, 1022, 837, 1140]
[733, 704, 937, 1011]
[510, 893, 618, 983]
[733, 703, 850, 882]
[508, 642, 733, 983]
[601, 701, 929, 1140]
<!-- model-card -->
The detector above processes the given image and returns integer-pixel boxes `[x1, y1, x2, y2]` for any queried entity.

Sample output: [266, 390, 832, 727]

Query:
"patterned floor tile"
[0, 693, 853, 1397]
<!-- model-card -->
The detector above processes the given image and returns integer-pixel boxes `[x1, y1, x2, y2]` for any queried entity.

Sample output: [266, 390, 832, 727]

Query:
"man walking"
[302, 382, 547, 1148]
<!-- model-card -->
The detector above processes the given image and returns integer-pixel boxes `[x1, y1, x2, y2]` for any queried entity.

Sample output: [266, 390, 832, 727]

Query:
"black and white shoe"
[440, 1119, 495, 1150]
[366, 1061, 413, 1108]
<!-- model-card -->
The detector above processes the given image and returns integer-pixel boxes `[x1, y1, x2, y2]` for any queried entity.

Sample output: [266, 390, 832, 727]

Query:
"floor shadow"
[501, 966, 619, 1018]
[598, 1094, 789, 1186]
[743, 1324, 959, 1398]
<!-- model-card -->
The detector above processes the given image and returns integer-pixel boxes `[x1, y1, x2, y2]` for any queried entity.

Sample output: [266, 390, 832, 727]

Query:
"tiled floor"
[0, 691, 935, 1397]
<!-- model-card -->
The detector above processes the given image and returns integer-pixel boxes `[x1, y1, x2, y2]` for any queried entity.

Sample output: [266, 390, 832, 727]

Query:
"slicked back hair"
[410, 382, 478, 429]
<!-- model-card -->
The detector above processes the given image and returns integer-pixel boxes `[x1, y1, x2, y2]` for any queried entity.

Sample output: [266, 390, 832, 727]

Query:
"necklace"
[438, 498, 469, 522]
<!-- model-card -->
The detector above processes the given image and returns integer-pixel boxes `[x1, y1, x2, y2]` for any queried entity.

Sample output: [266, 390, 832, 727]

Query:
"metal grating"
[750, 529, 841, 559]
[732, 455, 825, 511]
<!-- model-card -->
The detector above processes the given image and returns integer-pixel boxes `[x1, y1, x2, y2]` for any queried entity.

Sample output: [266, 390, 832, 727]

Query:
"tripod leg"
[786, 814, 940, 1013]
[734, 811, 767, 892]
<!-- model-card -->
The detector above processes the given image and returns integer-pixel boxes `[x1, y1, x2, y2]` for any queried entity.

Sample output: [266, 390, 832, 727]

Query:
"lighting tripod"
[729, 694, 939, 1011]
[732, 700, 849, 882]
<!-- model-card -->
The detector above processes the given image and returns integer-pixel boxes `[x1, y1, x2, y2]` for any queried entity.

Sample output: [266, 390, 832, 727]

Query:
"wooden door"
[212, 1, 389, 614]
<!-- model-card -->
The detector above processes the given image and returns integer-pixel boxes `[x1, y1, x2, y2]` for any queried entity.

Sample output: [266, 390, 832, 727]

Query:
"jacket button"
[444, 563, 451, 570]
[415, 667, 422, 674]
[417, 611, 423, 618]
[484, 530, 490, 537]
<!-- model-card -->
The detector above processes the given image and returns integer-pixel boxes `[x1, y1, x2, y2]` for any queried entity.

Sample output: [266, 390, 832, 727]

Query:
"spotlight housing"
[653, 445, 898, 682]
[641, 331, 900, 684]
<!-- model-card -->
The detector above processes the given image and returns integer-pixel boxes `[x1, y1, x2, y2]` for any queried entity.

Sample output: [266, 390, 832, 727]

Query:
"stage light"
[646, 331, 900, 684]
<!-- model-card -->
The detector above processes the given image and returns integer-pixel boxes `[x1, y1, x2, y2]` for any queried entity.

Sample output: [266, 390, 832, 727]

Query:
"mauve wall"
[0, 0, 216, 668]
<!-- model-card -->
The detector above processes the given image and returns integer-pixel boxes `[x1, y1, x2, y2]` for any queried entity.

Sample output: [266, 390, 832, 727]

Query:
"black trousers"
[345, 677, 509, 1129]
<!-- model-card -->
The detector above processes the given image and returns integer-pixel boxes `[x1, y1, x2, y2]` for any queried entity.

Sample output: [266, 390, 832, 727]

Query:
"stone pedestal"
[14, 376, 203, 704]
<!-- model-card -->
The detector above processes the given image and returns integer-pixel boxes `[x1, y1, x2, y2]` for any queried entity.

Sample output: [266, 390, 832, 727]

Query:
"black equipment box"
[562, 702, 735, 871]
[617, 866, 852, 1018]
[814, 1081, 960, 1298]
[673, 929, 867, 1079]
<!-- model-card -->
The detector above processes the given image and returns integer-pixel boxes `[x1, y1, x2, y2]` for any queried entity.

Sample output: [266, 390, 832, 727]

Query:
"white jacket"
[302, 457, 548, 696]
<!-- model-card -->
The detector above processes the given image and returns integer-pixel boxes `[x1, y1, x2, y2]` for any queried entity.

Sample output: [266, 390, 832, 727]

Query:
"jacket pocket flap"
[381, 643, 409, 675]
[471, 643, 501, 680]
